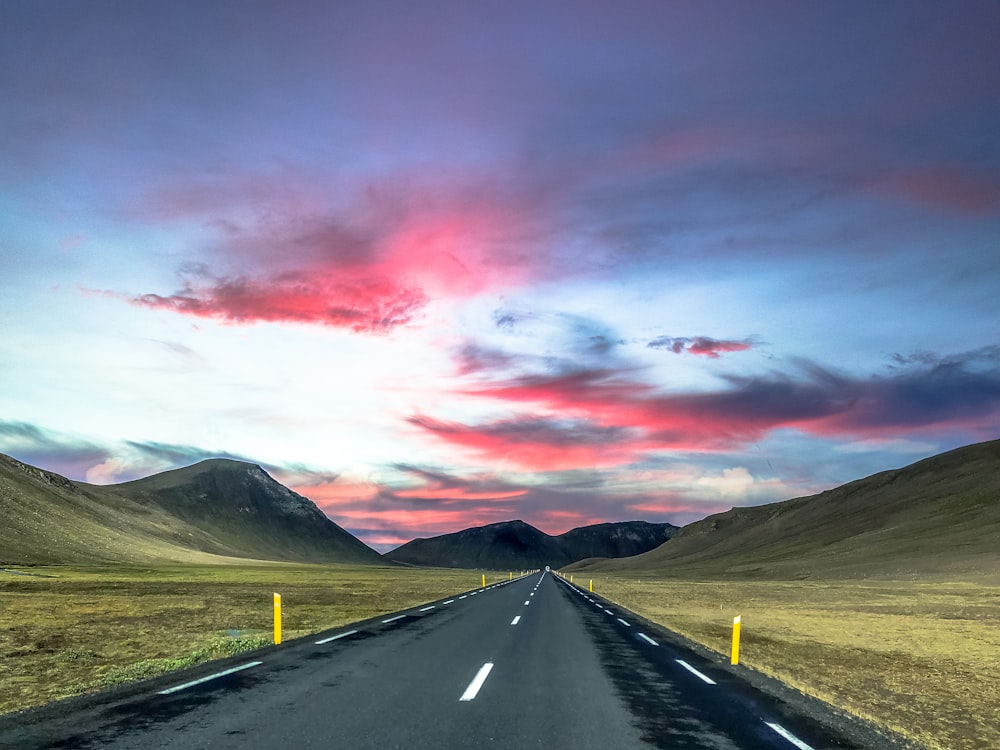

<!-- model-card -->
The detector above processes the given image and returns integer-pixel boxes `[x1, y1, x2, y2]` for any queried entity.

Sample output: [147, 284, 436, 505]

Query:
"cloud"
[647, 335, 754, 358]
[132, 273, 428, 334]
[450, 349, 1000, 452]
[123, 166, 565, 334]
[0, 421, 111, 479]
[865, 165, 1000, 216]
[407, 414, 647, 471]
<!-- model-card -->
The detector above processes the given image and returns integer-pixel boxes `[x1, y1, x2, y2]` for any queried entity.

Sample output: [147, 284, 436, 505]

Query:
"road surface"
[0, 571, 884, 749]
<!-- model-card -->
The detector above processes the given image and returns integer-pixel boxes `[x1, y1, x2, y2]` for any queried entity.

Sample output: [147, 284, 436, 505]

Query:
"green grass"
[0, 563, 510, 715]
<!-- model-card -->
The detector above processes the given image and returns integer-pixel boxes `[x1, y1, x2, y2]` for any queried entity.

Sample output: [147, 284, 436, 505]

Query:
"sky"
[1, 1, 999, 552]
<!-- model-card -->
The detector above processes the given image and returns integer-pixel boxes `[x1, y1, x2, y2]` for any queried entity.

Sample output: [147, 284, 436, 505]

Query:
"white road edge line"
[765, 722, 815, 750]
[316, 629, 358, 645]
[382, 614, 406, 624]
[637, 633, 658, 646]
[458, 595, 467, 599]
[443, 599, 455, 604]
[676, 659, 717, 685]
[511, 615, 521, 625]
[604, 609, 614, 615]
[617, 618, 631, 627]
[459, 662, 495, 701]
[157, 661, 262, 695]
[419, 605, 435, 612]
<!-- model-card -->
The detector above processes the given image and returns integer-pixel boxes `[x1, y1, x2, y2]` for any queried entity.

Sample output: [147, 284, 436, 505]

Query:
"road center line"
[419, 605, 435, 612]
[616, 618, 631, 627]
[637, 633, 658, 646]
[157, 661, 262, 695]
[316, 629, 358, 645]
[510, 615, 521, 625]
[382, 614, 406, 624]
[604, 609, 614, 615]
[765, 722, 815, 750]
[676, 659, 717, 685]
[524, 600, 530, 605]
[459, 662, 495, 701]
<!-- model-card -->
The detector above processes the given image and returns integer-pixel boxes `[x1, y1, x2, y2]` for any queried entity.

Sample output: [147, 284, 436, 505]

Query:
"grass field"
[0, 563, 513, 716]
[579, 575, 1000, 750]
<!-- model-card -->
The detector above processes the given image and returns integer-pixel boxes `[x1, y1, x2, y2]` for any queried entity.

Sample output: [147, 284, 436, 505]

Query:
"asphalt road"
[1, 571, 880, 749]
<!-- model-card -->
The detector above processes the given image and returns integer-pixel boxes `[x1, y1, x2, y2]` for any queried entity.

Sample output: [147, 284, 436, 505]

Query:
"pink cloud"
[450, 351, 1000, 453]
[408, 414, 651, 471]
[127, 168, 555, 333]
[647, 335, 754, 358]
[133, 273, 427, 333]
[866, 165, 1000, 216]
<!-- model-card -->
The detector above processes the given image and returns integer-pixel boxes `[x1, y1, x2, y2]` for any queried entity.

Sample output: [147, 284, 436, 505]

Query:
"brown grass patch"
[583, 576, 1000, 750]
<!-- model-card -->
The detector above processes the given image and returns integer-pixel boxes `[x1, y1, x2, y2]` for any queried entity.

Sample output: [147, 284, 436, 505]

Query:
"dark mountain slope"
[388, 520, 570, 569]
[114, 459, 384, 565]
[558, 521, 678, 561]
[0, 454, 232, 565]
[569, 439, 1000, 579]
[0, 454, 383, 566]
[387, 519, 678, 569]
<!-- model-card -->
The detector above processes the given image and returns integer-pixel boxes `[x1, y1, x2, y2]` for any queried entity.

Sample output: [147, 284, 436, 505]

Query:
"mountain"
[114, 459, 384, 565]
[386, 519, 678, 569]
[558, 521, 680, 561]
[0, 454, 229, 565]
[0, 454, 383, 566]
[568, 439, 1000, 579]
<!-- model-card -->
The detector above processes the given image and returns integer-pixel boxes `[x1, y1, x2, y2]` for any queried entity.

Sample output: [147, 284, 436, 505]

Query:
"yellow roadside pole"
[273, 593, 282, 645]
[509, 572, 512, 581]
[731, 615, 742, 664]
[589, 579, 593, 592]
[570, 575, 574, 583]
[482, 574, 486, 588]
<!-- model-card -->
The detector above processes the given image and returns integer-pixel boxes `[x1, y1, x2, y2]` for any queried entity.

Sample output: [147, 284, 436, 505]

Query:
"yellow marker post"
[570, 575, 574, 584]
[509, 572, 512, 581]
[481, 574, 486, 588]
[589, 579, 593, 592]
[731, 615, 742, 665]
[273, 593, 282, 645]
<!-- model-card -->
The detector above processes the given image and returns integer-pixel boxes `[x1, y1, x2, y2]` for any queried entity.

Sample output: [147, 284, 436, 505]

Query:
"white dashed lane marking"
[157, 661, 262, 695]
[459, 662, 495, 702]
[676, 659, 716, 685]
[765, 722, 815, 750]
[382, 614, 406, 624]
[315, 630, 358, 645]
[510, 615, 521, 625]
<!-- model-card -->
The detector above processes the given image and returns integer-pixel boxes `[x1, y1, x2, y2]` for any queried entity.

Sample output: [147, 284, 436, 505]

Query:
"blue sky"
[1, 1, 998, 550]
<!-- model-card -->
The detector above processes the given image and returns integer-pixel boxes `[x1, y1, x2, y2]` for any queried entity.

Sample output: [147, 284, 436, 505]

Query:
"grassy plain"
[0, 563, 508, 716]
[584, 575, 1000, 750]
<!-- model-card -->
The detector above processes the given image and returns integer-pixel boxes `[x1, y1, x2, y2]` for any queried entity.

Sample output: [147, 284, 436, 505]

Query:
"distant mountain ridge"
[568, 438, 1000, 579]
[0, 454, 383, 566]
[386, 519, 679, 569]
